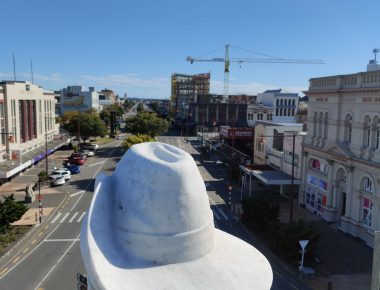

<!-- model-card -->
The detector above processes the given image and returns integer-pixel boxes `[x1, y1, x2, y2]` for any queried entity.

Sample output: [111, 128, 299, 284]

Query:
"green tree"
[136, 103, 145, 113]
[99, 104, 124, 127]
[0, 195, 28, 233]
[149, 101, 160, 113]
[63, 112, 107, 142]
[122, 134, 155, 150]
[123, 99, 134, 110]
[127, 112, 169, 137]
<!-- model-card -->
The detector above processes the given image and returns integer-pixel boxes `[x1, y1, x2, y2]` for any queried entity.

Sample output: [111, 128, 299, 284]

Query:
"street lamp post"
[258, 131, 306, 223]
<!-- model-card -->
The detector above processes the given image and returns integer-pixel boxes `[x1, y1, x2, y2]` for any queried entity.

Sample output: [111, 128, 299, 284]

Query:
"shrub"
[241, 197, 280, 231]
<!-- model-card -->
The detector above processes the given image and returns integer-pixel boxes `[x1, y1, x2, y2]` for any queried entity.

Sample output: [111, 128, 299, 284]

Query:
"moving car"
[79, 149, 95, 157]
[69, 152, 87, 165]
[49, 175, 66, 187]
[80, 143, 99, 151]
[64, 163, 81, 174]
[50, 170, 71, 181]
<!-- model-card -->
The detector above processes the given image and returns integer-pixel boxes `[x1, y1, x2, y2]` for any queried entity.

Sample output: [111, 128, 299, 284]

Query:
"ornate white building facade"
[302, 68, 380, 247]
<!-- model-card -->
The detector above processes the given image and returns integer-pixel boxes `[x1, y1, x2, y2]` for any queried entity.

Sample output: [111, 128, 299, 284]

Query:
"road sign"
[299, 240, 309, 250]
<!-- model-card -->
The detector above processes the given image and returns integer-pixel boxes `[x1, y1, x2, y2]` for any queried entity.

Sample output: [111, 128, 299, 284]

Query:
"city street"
[0, 139, 124, 290]
[0, 136, 310, 290]
[157, 136, 312, 290]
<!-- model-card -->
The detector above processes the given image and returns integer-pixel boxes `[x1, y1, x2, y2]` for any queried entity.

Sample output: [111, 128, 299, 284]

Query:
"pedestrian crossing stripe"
[50, 211, 86, 224]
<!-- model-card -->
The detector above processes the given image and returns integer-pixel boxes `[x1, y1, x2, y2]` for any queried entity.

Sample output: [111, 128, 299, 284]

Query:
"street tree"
[0, 195, 28, 233]
[122, 134, 155, 151]
[127, 112, 169, 137]
[63, 112, 107, 142]
[136, 103, 145, 113]
[99, 104, 124, 127]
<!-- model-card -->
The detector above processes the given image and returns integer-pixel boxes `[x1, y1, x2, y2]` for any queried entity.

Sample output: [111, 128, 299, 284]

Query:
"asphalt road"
[0, 135, 311, 290]
[0, 139, 125, 290]
[157, 136, 311, 290]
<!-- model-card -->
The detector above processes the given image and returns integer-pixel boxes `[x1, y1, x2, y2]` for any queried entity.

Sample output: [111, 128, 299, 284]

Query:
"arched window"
[276, 99, 279, 106]
[344, 114, 353, 143]
[371, 116, 380, 149]
[280, 99, 283, 106]
[376, 118, 380, 149]
[318, 112, 323, 138]
[363, 115, 371, 147]
[323, 112, 328, 139]
[292, 99, 295, 106]
[313, 112, 318, 137]
[361, 176, 374, 227]
[280, 108, 283, 116]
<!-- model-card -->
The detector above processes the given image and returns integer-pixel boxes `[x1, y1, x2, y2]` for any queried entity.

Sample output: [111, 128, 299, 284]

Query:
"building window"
[362, 198, 372, 227]
[376, 119, 380, 149]
[362, 177, 373, 193]
[344, 114, 353, 143]
[318, 112, 323, 138]
[313, 112, 318, 137]
[364, 115, 371, 147]
[284, 151, 299, 166]
[323, 113, 328, 140]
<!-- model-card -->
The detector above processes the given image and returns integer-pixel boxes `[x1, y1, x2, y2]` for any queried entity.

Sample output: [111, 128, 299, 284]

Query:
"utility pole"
[289, 133, 296, 224]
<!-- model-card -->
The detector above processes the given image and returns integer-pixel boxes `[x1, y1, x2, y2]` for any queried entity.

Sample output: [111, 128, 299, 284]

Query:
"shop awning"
[239, 165, 302, 185]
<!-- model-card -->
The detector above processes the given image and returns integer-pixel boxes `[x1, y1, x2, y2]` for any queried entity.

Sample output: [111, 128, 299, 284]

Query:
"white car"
[80, 150, 95, 157]
[50, 169, 71, 181]
[49, 175, 66, 187]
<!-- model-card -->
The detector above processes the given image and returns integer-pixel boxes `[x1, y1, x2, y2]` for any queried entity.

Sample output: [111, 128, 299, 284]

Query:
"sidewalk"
[0, 150, 71, 226]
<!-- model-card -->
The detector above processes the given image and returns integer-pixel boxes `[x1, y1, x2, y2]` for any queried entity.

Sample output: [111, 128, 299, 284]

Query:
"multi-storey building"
[257, 89, 299, 123]
[0, 81, 59, 179]
[171, 73, 210, 120]
[302, 63, 380, 247]
[59, 85, 100, 115]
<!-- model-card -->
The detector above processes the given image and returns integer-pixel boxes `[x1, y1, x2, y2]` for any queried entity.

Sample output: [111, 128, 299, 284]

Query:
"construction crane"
[186, 44, 324, 99]
[373, 48, 380, 61]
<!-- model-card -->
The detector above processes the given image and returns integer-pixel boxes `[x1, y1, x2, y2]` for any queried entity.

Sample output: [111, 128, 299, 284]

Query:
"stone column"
[345, 166, 354, 218]
[332, 182, 339, 209]
[327, 161, 334, 207]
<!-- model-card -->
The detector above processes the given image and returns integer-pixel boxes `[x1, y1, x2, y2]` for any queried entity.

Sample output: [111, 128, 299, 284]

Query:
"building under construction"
[171, 73, 210, 120]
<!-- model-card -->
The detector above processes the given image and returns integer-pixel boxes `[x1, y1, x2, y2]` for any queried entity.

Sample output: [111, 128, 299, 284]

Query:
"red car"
[69, 154, 86, 165]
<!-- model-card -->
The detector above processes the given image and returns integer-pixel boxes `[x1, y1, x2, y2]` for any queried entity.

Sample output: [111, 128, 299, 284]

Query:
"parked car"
[49, 175, 66, 187]
[80, 143, 99, 151]
[70, 155, 86, 165]
[79, 149, 95, 157]
[50, 169, 71, 181]
[64, 163, 81, 174]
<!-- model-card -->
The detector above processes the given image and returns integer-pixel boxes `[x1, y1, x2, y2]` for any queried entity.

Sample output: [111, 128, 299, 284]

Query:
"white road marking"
[0, 225, 60, 280]
[44, 239, 80, 242]
[68, 212, 79, 223]
[34, 234, 80, 290]
[77, 212, 86, 223]
[59, 212, 70, 223]
[70, 190, 85, 197]
[212, 209, 220, 220]
[50, 212, 62, 224]
[88, 161, 105, 167]
[209, 197, 228, 220]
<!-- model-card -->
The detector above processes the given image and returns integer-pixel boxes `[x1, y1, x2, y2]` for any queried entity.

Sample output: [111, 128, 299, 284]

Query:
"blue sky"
[0, 0, 379, 99]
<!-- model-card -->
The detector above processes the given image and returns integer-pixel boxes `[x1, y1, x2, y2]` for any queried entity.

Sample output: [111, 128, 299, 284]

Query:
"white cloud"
[0, 71, 63, 82]
[80, 74, 168, 88]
